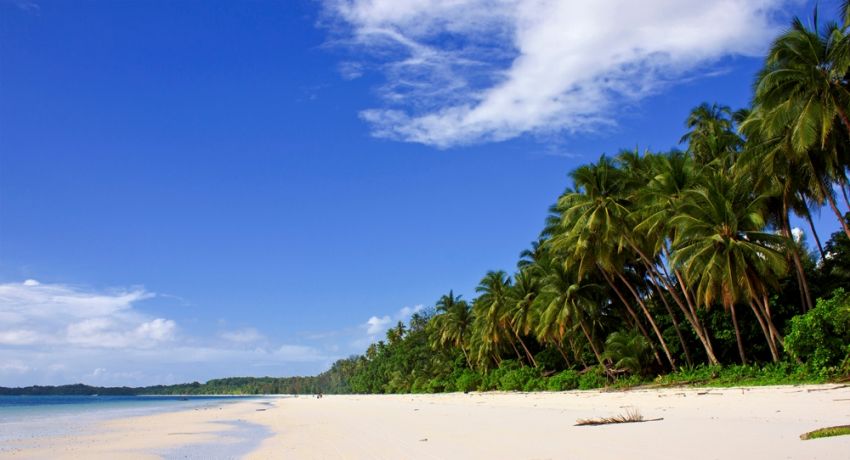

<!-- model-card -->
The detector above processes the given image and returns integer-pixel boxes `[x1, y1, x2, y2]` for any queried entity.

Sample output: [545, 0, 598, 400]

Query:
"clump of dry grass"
[575, 408, 663, 426]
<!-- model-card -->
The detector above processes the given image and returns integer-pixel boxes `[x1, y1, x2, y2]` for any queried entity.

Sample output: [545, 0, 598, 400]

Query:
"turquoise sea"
[0, 395, 273, 458]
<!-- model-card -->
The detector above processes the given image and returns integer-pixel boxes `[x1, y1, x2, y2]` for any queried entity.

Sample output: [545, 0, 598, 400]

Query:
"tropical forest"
[304, 7, 850, 395]
[4, 7, 850, 398]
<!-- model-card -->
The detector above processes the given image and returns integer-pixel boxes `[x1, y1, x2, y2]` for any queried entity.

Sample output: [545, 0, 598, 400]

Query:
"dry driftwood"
[575, 408, 664, 426]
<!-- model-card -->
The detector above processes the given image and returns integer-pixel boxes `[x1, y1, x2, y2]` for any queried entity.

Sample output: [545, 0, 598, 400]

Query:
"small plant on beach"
[800, 425, 850, 440]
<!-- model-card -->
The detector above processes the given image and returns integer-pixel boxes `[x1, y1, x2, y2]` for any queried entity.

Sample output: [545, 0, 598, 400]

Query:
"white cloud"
[0, 280, 169, 348]
[365, 315, 392, 335]
[220, 327, 265, 343]
[321, 0, 793, 147]
[363, 304, 425, 336]
[791, 227, 804, 243]
[0, 280, 332, 386]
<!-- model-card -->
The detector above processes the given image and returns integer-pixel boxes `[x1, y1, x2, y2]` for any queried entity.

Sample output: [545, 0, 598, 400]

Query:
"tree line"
[310, 7, 850, 393]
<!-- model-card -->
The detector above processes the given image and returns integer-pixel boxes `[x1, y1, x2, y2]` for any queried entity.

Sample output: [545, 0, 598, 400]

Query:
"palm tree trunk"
[660, 245, 720, 365]
[599, 269, 663, 367]
[614, 271, 677, 371]
[760, 293, 785, 349]
[567, 334, 588, 369]
[748, 300, 779, 362]
[815, 169, 850, 239]
[782, 200, 814, 311]
[729, 303, 747, 365]
[555, 343, 572, 367]
[800, 196, 827, 260]
[513, 327, 538, 367]
[645, 271, 693, 367]
[461, 346, 473, 370]
[508, 337, 524, 365]
[578, 318, 605, 366]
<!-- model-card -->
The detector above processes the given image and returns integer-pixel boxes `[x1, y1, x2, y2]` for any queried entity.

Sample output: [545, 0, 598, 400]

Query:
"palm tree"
[636, 150, 720, 364]
[671, 173, 788, 363]
[429, 290, 473, 368]
[680, 103, 742, 168]
[739, 107, 821, 312]
[535, 261, 607, 366]
[753, 15, 850, 238]
[554, 156, 678, 370]
[474, 271, 526, 364]
[506, 269, 540, 367]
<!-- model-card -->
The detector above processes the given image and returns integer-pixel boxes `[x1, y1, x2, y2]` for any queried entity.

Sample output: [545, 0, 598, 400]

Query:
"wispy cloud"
[0, 280, 329, 386]
[0, 279, 167, 349]
[220, 327, 265, 343]
[320, 0, 793, 148]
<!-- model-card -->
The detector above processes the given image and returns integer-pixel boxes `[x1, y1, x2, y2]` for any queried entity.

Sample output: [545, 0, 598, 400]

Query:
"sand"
[3, 385, 849, 459]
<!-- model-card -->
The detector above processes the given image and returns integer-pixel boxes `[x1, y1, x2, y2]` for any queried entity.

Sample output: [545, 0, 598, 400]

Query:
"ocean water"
[0, 395, 272, 458]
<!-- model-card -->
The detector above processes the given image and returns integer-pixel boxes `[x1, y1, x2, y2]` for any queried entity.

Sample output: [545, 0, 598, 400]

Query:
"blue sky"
[0, 0, 842, 386]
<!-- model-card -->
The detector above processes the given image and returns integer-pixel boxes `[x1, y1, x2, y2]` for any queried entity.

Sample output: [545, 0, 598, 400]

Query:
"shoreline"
[2, 385, 849, 459]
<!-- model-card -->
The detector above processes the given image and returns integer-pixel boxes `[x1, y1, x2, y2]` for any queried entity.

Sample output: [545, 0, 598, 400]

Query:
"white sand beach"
[3, 385, 849, 459]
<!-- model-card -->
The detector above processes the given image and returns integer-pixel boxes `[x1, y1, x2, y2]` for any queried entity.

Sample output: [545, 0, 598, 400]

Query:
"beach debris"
[800, 425, 850, 440]
[419, 438, 428, 442]
[806, 384, 849, 392]
[575, 408, 663, 426]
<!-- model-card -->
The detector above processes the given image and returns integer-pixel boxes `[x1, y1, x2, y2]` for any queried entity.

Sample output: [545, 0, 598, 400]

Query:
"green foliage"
[603, 330, 651, 375]
[498, 367, 541, 391]
[454, 370, 482, 392]
[784, 289, 850, 374]
[578, 367, 608, 390]
[546, 370, 581, 391]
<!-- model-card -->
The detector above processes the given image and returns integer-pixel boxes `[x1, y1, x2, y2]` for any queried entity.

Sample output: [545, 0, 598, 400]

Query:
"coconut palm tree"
[753, 15, 850, 238]
[506, 269, 540, 367]
[671, 173, 788, 363]
[474, 271, 526, 364]
[680, 103, 743, 168]
[535, 260, 607, 366]
[636, 150, 720, 364]
[429, 290, 473, 368]
[554, 156, 678, 370]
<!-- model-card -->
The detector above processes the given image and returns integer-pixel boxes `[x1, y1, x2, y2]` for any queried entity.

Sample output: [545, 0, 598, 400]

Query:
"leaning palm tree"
[671, 173, 788, 363]
[636, 150, 719, 364]
[753, 15, 850, 238]
[535, 261, 607, 366]
[506, 269, 540, 367]
[554, 157, 678, 370]
[738, 108, 817, 312]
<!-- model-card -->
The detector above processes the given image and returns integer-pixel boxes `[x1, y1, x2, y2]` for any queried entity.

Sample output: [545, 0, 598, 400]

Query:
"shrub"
[578, 366, 607, 390]
[784, 289, 850, 374]
[498, 367, 540, 391]
[454, 370, 482, 392]
[546, 370, 581, 391]
[522, 376, 546, 392]
[603, 330, 650, 375]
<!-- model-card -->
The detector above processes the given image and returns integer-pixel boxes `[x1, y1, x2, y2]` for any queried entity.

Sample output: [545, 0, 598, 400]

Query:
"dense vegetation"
[3, 8, 850, 397]
[308, 8, 850, 394]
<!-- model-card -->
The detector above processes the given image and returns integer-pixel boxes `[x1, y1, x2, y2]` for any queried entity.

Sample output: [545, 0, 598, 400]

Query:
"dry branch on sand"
[575, 408, 664, 426]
